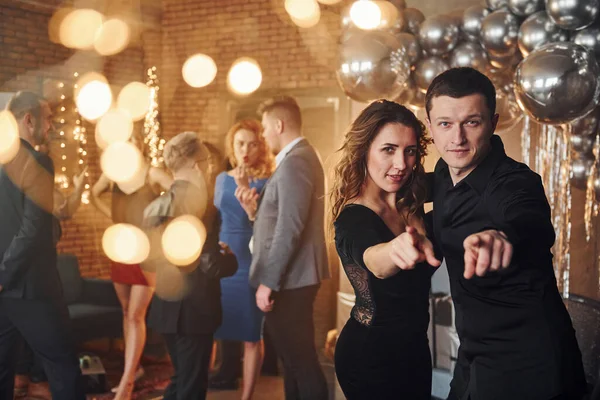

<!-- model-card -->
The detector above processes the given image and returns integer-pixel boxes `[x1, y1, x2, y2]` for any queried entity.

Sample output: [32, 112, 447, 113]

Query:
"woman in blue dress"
[214, 119, 274, 399]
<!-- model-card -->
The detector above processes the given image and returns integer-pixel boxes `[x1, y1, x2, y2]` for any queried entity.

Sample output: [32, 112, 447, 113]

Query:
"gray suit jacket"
[249, 139, 330, 291]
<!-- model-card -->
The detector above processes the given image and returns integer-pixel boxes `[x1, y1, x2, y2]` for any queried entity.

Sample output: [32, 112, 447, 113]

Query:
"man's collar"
[275, 136, 305, 167]
[434, 135, 506, 194]
[20, 138, 35, 151]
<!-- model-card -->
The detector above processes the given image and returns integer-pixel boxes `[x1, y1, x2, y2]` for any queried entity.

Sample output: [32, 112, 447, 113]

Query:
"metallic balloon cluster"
[336, 0, 600, 294]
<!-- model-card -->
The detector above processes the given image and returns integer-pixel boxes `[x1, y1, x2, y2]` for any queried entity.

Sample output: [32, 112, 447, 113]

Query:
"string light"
[53, 73, 89, 202]
[143, 66, 166, 167]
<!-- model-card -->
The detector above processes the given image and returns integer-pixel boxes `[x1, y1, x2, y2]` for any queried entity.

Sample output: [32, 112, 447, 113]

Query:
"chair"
[56, 254, 123, 343]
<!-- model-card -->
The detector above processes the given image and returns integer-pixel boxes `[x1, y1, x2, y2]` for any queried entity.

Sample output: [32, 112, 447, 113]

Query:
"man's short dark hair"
[5, 91, 46, 122]
[425, 67, 496, 118]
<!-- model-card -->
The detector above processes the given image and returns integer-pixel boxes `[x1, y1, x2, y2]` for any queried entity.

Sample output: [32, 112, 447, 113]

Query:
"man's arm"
[462, 171, 554, 279]
[261, 155, 315, 291]
[54, 168, 86, 220]
[0, 153, 54, 291]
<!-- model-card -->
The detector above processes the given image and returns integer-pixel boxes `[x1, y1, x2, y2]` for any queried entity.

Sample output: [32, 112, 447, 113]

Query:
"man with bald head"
[0, 91, 83, 399]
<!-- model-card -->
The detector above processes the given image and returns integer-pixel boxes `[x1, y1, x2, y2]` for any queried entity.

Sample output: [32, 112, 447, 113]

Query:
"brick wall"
[158, 0, 343, 142]
[0, 0, 161, 278]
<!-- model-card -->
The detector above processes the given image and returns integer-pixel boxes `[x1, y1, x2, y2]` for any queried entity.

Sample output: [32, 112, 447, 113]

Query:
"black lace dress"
[334, 204, 434, 400]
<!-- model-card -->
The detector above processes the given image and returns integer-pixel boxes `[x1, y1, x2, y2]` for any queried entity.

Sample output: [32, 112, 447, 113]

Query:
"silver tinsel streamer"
[584, 133, 600, 242]
[584, 161, 598, 242]
[521, 116, 531, 167]
[530, 122, 572, 296]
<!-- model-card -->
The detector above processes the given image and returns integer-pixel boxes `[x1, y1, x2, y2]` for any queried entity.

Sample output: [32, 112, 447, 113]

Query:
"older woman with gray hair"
[143, 131, 238, 400]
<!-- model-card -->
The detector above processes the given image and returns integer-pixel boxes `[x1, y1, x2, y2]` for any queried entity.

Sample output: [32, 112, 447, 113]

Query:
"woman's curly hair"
[225, 119, 274, 179]
[330, 99, 432, 222]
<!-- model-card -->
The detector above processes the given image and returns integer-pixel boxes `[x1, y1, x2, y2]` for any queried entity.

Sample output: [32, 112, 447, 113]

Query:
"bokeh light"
[317, 0, 342, 4]
[0, 111, 20, 164]
[117, 82, 151, 121]
[286, 0, 321, 27]
[161, 215, 207, 266]
[350, 0, 382, 30]
[100, 141, 144, 184]
[182, 54, 218, 88]
[227, 57, 263, 95]
[102, 223, 150, 264]
[75, 73, 112, 121]
[95, 108, 133, 149]
[94, 18, 130, 56]
[59, 8, 104, 50]
[285, 0, 320, 20]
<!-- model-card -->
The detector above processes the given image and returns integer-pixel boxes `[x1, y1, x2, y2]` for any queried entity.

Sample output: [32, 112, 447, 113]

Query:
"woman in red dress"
[90, 133, 172, 399]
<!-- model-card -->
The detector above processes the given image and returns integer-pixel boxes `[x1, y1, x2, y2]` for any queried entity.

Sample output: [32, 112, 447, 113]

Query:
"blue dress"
[214, 172, 267, 342]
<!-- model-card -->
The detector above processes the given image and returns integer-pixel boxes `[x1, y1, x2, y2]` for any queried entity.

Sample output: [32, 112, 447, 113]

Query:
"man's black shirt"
[432, 135, 586, 400]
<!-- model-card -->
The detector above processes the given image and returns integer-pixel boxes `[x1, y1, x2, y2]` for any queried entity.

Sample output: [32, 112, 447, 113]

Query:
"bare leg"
[113, 282, 132, 362]
[114, 285, 154, 400]
[241, 340, 263, 400]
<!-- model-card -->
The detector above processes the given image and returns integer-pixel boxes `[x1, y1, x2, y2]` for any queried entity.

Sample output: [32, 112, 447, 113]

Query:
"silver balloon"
[571, 134, 595, 154]
[414, 56, 450, 92]
[418, 15, 460, 56]
[389, 14, 406, 35]
[571, 156, 595, 189]
[336, 31, 412, 103]
[545, 0, 600, 31]
[447, 9, 466, 29]
[450, 42, 489, 72]
[408, 81, 426, 108]
[508, 0, 544, 17]
[572, 24, 600, 57]
[396, 32, 422, 65]
[496, 90, 524, 131]
[518, 11, 569, 57]
[389, 0, 407, 11]
[489, 51, 522, 68]
[486, 0, 509, 10]
[403, 8, 425, 35]
[481, 9, 521, 58]
[514, 42, 600, 124]
[571, 107, 600, 136]
[462, 5, 491, 41]
[393, 77, 417, 105]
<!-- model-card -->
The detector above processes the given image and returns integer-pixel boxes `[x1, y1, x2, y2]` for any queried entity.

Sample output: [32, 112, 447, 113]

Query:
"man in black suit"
[0, 91, 83, 399]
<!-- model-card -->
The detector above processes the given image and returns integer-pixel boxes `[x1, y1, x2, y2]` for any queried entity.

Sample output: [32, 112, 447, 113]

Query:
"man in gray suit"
[236, 95, 330, 400]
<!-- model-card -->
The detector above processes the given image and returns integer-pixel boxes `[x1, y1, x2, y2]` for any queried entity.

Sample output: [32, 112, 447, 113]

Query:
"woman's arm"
[363, 241, 403, 279]
[90, 174, 112, 219]
[364, 222, 439, 279]
[148, 167, 173, 192]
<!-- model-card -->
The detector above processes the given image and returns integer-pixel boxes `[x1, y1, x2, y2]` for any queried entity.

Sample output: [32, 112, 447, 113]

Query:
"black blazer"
[0, 140, 62, 300]
[144, 180, 238, 335]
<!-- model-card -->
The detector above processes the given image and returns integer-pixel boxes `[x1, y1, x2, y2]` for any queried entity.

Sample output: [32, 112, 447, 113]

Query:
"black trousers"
[163, 332, 213, 400]
[265, 284, 328, 400]
[16, 337, 47, 381]
[0, 297, 83, 399]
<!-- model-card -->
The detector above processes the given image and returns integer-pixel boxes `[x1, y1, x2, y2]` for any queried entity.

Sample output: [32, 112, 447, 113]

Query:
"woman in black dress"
[330, 100, 440, 399]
